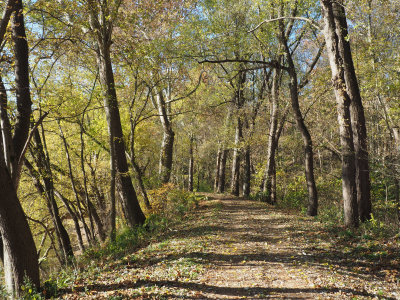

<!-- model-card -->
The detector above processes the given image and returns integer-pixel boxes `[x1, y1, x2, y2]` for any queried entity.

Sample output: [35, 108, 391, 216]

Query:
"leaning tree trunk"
[289, 76, 318, 216]
[54, 191, 85, 252]
[25, 159, 74, 264]
[332, 1, 371, 221]
[58, 122, 94, 245]
[28, 126, 74, 262]
[129, 118, 151, 210]
[280, 29, 318, 216]
[320, 0, 358, 227]
[99, 47, 146, 226]
[88, 0, 146, 227]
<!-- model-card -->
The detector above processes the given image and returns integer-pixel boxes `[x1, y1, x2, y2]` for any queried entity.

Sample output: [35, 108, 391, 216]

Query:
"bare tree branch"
[249, 16, 321, 33]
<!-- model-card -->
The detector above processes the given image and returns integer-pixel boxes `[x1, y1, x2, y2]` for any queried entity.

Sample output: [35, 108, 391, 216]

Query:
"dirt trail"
[62, 194, 400, 299]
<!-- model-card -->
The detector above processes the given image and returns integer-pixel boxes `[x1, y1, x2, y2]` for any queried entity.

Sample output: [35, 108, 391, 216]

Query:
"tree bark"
[10, 0, 32, 187]
[320, 0, 359, 227]
[231, 116, 242, 196]
[262, 68, 280, 204]
[154, 90, 175, 184]
[79, 127, 97, 240]
[214, 148, 222, 192]
[332, 1, 371, 222]
[0, 161, 40, 298]
[0, 76, 13, 172]
[0, 0, 16, 47]
[230, 69, 246, 196]
[242, 146, 251, 197]
[217, 149, 228, 193]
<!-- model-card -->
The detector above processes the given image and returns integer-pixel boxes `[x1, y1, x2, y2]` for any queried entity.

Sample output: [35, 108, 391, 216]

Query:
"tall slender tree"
[87, 0, 146, 226]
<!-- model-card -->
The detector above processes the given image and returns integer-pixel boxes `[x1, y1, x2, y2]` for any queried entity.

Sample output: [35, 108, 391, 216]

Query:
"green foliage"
[41, 280, 58, 299]
[250, 191, 268, 202]
[84, 226, 146, 261]
[20, 276, 44, 300]
[315, 177, 343, 225]
[278, 175, 308, 210]
[0, 286, 8, 299]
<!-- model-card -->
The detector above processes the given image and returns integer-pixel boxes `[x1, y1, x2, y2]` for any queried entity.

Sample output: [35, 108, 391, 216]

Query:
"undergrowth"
[20, 185, 202, 299]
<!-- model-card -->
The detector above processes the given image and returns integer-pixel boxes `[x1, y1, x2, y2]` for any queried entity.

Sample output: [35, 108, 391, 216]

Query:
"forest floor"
[61, 194, 400, 299]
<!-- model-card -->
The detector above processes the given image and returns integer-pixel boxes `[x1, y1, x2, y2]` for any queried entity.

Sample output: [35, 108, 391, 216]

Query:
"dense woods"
[0, 0, 399, 298]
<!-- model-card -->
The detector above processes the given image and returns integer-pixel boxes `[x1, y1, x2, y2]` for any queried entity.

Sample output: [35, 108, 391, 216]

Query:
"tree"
[0, 0, 40, 296]
[320, 0, 359, 227]
[86, 0, 145, 227]
[277, 1, 323, 216]
[331, 0, 371, 221]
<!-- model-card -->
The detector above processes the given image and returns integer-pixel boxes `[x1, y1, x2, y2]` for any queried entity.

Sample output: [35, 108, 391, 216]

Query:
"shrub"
[278, 175, 308, 210]
[148, 183, 198, 218]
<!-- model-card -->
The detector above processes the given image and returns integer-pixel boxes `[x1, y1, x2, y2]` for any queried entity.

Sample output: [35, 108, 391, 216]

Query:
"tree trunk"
[159, 130, 175, 184]
[0, 2, 40, 296]
[0, 160, 39, 298]
[231, 116, 242, 196]
[214, 148, 222, 192]
[87, 200, 106, 242]
[242, 146, 251, 197]
[129, 117, 151, 210]
[154, 89, 175, 184]
[54, 191, 85, 252]
[262, 69, 280, 204]
[217, 149, 228, 193]
[320, 0, 359, 227]
[332, 1, 371, 222]
[58, 122, 94, 245]
[188, 136, 194, 192]
[10, 0, 32, 187]
[25, 159, 74, 263]
[28, 126, 74, 262]
[88, 1, 146, 227]
[79, 128, 97, 240]
[280, 28, 318, 216]
[0, 76, 13, 172]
